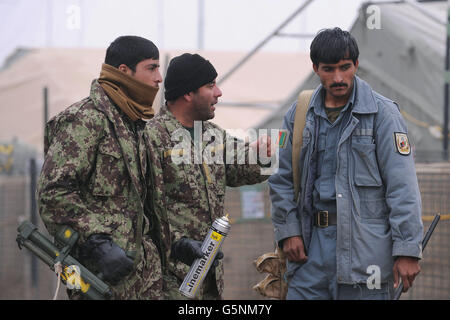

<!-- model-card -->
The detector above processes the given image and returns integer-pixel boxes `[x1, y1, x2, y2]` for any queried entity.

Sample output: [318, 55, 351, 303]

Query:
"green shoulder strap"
[292, 90, 314, 202]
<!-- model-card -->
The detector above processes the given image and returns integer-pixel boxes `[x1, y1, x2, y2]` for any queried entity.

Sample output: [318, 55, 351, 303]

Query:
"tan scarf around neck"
[98, 63, 159, 121]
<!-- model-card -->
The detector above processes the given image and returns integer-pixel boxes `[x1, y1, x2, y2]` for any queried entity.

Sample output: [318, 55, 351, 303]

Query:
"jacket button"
[337, 193, 343, 198]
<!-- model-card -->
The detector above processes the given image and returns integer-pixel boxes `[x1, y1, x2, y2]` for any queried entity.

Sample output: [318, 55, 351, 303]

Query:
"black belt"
[313, 211, 337, 228]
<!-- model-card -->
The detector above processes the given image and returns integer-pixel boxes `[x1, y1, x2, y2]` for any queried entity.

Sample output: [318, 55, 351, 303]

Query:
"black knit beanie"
[164, 53, 218, 101]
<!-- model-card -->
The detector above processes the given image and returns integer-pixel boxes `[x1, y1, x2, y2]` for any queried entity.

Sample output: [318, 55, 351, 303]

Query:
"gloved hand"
[170, 237, 224, 267]
[79, 234, 133, 285]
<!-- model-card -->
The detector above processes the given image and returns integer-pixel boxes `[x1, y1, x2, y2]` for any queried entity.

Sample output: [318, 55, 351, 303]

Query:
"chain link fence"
[223, 162, 450, 300]
[0, 140, 66, 300]
[400, 163, 450, 299]
[1, 137, 449, 299]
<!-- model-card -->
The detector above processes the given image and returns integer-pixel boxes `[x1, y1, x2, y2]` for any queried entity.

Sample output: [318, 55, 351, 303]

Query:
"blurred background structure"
[0, 0, 449, 300]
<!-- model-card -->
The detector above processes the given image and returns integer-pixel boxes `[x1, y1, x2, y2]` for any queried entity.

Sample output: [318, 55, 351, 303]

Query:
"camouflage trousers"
[68, 236, 163, 300]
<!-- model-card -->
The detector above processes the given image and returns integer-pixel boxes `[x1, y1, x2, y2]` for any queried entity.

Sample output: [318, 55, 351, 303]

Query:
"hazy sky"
[0, 0, 372, 66]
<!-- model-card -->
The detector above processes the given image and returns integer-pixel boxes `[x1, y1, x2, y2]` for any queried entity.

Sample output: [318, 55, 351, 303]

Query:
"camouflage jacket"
[37, 80, 164, 297]
[145, 106, 268, 296]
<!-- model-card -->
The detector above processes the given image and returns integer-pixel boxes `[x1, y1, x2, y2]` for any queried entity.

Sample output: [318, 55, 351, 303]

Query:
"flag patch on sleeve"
[278, 130, 289, 149]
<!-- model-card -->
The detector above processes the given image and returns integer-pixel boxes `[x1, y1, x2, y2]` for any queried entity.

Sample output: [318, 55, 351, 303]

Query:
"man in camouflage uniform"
[145, 53, 271, 299]
[37, 36, 166, 299]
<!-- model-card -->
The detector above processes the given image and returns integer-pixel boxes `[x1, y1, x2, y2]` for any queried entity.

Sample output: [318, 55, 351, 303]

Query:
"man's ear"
[312, 63, 319, 74]
[118, 64, 130, 74]
[183, 91, 194, 103]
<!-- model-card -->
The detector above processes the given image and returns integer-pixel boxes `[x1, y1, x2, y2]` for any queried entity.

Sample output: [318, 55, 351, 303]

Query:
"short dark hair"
[310, 27, 359, 67]
[105, 35, 159, 71]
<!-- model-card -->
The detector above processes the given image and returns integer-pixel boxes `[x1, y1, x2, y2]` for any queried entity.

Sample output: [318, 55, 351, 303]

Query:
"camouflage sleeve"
[37, 107, 114, 242]
[223, 132, 269, 187]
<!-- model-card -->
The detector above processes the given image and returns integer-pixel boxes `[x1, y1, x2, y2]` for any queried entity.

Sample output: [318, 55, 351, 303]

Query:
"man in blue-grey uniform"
[269, 28, 423, 300]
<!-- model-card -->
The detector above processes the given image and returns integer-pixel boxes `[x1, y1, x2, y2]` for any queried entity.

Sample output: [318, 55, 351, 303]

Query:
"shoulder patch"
[394, 132, 411, 156]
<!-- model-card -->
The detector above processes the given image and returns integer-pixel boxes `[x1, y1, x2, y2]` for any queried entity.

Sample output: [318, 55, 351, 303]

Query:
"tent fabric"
[0, 48, 311, 152]
[257, 1, 448, 161]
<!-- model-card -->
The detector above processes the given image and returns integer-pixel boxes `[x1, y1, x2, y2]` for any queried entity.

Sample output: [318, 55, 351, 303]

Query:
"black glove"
[170, 237, 224, 267]
[79, 234, 133, 285]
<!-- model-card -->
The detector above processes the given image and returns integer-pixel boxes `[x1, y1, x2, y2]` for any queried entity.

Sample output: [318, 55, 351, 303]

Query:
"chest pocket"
[162, 148, 200, 204]
[351, 130, 382, 187]
[91, 138, 128, 197]
[351, 129, 388, 221]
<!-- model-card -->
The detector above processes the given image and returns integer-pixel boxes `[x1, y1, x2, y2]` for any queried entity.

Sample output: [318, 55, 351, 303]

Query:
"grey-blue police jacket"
[269, 76, 423, 284]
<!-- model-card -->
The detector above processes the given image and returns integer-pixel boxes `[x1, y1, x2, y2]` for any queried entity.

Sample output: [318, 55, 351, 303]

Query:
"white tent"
[0, 48, 311, 153]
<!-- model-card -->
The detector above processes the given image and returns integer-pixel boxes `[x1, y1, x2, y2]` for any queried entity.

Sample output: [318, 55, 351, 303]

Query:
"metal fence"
[222, 162, 450, 300]
[400, 163, 450, 299]
[0, 165, 66, 300]
[1, 157, 449, 299]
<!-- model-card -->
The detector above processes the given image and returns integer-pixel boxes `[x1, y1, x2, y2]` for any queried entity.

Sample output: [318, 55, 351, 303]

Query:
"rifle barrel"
[393, 214, 441, 300]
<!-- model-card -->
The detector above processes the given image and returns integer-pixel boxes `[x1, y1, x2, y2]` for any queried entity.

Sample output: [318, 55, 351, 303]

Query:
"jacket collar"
[90, 79, 124, 122]
[158, 104, 214, 135]
[158, 104, 187, 135]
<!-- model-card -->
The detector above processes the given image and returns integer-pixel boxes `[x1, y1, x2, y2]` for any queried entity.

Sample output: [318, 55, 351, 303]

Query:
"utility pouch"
[252, 246, 287, 300]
